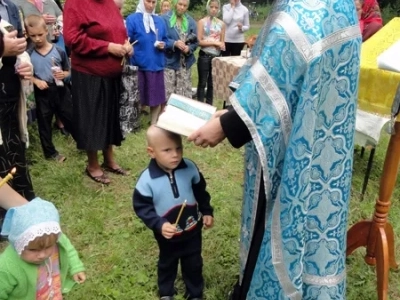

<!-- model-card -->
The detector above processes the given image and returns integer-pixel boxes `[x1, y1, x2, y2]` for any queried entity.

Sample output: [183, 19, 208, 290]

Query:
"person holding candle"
[162, 0, 198, 100]
[0, 181, 28, 211]
[133, 125, 213, 300]
[126, 0, 168, 125]
[26, 15, 70, 162]
[0, 197, 86, 299]
[0, 17, 35, 238]
[64, 0, 132, 185]
[12, 0, 62, 43]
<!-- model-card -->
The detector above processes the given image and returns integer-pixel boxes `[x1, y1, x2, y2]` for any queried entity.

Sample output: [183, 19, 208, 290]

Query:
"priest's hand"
[188, 117, 226, 148]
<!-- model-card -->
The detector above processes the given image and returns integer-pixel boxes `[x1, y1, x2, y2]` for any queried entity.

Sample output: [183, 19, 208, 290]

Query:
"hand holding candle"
[0, 167, 16, 189]
[121, 40, 137, 65]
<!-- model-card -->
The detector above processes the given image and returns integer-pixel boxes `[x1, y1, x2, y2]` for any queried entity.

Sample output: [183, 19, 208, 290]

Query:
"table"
[346, 18, 400, 300]
[211, 56, 247, 106]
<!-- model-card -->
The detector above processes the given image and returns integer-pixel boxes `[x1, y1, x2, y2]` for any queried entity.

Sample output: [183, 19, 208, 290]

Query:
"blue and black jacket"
[133, 158, 213, 241]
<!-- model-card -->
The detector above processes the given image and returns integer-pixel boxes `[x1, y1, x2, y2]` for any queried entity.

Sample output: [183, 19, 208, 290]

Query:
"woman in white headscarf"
[126, 0, 168, 125]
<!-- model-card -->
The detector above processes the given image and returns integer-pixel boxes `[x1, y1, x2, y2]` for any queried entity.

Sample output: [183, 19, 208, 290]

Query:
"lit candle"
[174, 200, 187, 226]
[0, 167, 16, 188]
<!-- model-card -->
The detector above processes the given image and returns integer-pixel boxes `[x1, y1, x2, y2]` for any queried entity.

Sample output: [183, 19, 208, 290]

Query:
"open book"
[157, 93, 217, 136]
[377, 39, 400, 73]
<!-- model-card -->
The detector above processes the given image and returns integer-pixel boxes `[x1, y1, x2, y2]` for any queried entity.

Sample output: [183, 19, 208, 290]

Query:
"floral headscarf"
[169, 0, 190, 33]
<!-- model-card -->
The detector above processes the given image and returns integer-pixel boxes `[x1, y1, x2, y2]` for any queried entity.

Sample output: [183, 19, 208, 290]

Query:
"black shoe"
[160, 297, 174, 300]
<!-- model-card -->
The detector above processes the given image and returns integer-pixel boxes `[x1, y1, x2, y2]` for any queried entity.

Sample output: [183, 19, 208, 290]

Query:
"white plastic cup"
[51, 66, 64, 86]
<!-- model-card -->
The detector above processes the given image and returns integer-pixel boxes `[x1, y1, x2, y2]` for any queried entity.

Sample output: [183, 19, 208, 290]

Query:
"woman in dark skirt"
[63, 0, 133, 185]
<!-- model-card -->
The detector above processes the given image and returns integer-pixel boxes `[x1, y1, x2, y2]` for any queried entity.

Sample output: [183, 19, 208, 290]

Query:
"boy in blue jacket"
[133, 125, 214, 300]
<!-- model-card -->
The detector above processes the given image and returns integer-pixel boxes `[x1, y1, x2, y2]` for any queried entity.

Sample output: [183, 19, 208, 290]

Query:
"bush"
[123, 0, 205, 17]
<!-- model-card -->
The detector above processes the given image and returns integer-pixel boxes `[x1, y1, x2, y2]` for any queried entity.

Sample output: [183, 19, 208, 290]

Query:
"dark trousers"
[34, 84, 71, 158]
[197, 51, 216, 105]
[222, 42, 245, 57]
[156, 232, 203, 299]
[0, 101, 35, 222]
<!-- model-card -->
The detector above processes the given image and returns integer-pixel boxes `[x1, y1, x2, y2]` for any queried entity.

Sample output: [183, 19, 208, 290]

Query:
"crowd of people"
[0, 0, 388, 299]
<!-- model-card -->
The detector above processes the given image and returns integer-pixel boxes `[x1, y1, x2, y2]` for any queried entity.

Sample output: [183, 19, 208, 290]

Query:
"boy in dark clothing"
[133, 125, 214, 300]
[25, 14, 70, 162]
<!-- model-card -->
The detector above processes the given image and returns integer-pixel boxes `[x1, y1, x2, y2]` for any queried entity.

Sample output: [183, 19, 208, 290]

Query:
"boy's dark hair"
[24, 14, 47, 32]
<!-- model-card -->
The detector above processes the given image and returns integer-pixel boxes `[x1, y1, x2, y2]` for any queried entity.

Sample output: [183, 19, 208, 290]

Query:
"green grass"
[6, 105, 398, 300]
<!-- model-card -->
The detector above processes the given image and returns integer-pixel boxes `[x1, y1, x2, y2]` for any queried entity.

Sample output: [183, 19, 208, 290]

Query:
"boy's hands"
[53, 70, 67, 80]
[203, 215, 214, 229]
[33, 78, 49, 90]
[73, 272, 86, 284]
[161, 222, 177, 239]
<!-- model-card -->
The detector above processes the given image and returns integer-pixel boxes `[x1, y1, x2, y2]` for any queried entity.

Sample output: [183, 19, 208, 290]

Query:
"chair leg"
[360, 146, 365, 158]
[361, 147, 376, 200]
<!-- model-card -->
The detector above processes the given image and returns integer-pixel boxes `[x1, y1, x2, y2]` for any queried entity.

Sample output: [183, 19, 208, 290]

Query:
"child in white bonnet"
[0, 197, 85, 299]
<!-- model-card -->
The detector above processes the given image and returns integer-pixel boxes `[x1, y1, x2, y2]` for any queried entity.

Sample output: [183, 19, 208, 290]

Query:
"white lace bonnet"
[1, 198, 61, 255]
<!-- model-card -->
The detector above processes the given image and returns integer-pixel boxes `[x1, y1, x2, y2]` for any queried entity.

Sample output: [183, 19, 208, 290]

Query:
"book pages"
[157, 93, 217, 136]
[377, 39, 400, 73]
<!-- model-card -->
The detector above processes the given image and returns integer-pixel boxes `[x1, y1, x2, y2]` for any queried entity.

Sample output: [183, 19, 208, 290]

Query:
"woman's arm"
[0, 182, 28, 210]
[241, 9, 250, 32]
[220, 21, 226, 45]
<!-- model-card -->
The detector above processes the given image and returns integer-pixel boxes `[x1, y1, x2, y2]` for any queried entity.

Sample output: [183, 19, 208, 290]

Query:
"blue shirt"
[29, 45, 69, 83]
[0, 0, 9, 22]
[126, 13, 167, 72]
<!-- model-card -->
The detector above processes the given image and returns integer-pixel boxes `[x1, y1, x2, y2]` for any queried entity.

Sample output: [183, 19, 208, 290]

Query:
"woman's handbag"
[120, 63, 140, 137]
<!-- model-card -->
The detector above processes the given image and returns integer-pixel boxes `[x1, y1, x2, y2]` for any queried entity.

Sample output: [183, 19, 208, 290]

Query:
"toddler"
[133, 125, 214, 300]
[0, 198, 85, 299]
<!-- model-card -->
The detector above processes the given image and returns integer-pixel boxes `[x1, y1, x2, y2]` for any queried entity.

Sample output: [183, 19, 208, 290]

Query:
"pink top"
[36, 246, 63, 300]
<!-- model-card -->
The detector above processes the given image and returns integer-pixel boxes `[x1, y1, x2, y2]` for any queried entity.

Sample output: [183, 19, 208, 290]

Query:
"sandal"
[101, 163, 130, 176]
[85, 168, 110, 185]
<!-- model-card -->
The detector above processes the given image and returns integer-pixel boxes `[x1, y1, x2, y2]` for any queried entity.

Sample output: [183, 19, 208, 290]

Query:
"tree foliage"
[123, 0, 205, 16]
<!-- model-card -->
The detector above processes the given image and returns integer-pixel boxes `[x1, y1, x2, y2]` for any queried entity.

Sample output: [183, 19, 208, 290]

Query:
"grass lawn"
[11, 106, 399, 300]
[2, 19, 400, 300]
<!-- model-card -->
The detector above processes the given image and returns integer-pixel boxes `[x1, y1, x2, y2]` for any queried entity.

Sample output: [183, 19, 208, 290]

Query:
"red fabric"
[361, 0, 383, 26]
[63, 0, 127, 78]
